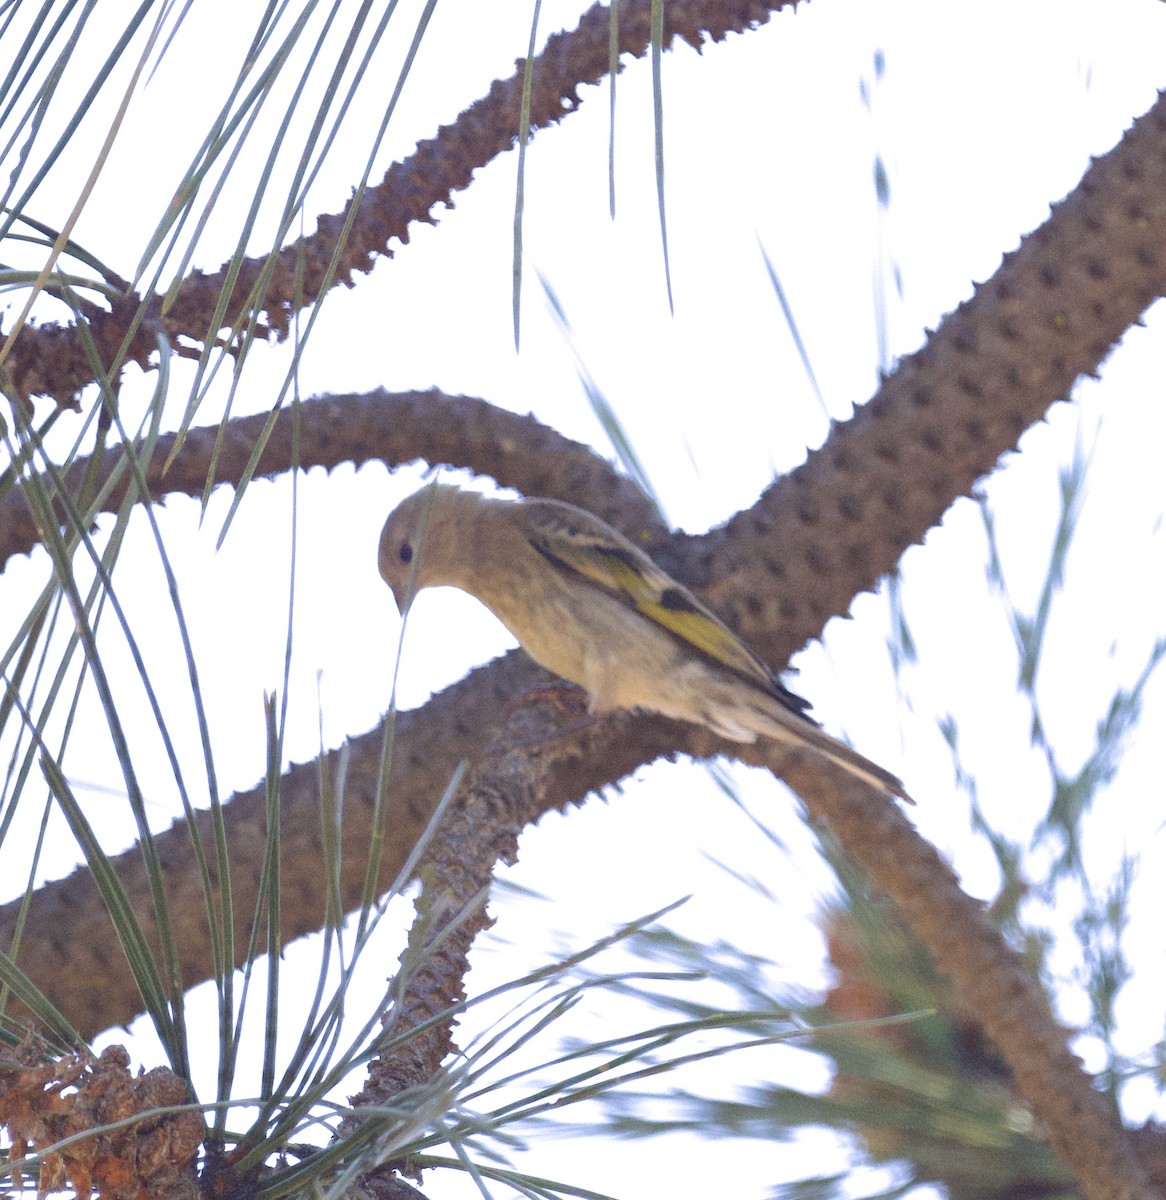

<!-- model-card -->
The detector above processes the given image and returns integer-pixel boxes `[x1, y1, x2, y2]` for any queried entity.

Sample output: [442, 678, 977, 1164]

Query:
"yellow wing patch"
[524, 502, 781, 696]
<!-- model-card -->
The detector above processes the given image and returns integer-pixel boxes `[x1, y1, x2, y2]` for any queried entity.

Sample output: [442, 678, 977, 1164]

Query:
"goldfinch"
[379, 483, 908, 800]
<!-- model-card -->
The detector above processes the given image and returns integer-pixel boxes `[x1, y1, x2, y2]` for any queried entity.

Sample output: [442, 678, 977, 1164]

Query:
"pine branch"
[8, 92, 1166, 1052]
[2, 0, 800, 408]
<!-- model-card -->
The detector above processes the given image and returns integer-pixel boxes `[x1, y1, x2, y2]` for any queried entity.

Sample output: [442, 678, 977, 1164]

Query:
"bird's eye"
[398, 541, 413, 565]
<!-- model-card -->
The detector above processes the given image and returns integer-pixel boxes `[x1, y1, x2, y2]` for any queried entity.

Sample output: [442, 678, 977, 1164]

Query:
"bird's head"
[377, 483, 466, 614]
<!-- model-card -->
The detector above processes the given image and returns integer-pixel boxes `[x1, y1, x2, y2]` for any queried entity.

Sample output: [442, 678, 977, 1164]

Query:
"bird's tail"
[742, 695, 911, 802]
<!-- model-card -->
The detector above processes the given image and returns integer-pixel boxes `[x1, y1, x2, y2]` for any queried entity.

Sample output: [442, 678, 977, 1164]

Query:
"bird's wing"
[523, 501, 813, 718]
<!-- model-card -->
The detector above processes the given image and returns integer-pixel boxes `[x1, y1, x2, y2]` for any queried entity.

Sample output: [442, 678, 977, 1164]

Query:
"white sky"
[3, 1, 1166, 1197]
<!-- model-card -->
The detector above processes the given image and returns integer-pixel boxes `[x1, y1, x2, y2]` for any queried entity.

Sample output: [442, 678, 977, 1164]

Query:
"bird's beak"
[390, 584, 410, 617]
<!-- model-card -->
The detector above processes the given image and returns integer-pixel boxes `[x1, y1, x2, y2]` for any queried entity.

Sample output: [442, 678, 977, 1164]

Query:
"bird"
[378, 482, 909, 800]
